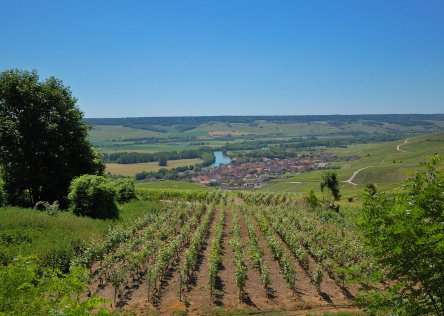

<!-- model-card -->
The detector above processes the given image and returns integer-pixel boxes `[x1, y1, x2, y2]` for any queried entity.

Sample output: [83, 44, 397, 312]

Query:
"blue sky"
[1, 0, 443, 117]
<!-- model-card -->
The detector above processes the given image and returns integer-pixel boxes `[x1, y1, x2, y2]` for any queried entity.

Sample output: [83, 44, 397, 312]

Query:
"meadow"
[0, 200, 163, 272]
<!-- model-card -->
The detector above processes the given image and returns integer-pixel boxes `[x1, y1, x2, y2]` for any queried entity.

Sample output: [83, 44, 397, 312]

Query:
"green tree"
[320, 171, 341, 207]
[0, 69, 104, 207]
[68, 175, 118, 219]
[358, 155, 444, 315]
[158, 153, 168, 166]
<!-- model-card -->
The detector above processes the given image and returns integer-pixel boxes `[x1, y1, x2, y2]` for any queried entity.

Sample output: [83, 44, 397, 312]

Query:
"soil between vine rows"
[90, 205, 360, 315]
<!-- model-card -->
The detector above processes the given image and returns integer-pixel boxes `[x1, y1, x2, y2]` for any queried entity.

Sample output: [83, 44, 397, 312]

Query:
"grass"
[89, 119, 444, 154]
[260, 132, 444, 198]
[0, 199, 162, 270]
[106, 158, 203, 176]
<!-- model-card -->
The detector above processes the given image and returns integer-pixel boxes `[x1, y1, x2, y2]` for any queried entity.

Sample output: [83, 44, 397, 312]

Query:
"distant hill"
[87, 114, 444, 131]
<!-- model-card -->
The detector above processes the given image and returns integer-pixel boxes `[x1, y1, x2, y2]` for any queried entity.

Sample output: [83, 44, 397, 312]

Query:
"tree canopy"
[320, 171, 341, 205]
[0, 69, 104, 207]
[359, 155, 444, 315]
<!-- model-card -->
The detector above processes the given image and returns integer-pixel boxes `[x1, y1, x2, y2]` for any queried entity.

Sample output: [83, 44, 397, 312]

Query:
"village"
[190, 152, 358, 189]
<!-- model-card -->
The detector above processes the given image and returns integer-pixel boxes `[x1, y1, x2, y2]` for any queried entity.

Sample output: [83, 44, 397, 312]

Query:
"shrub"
[68, 175, 118, 219]
[304, 190, 318, 209]
[0, 256, 110, 315]
[114, 178, 136, 203]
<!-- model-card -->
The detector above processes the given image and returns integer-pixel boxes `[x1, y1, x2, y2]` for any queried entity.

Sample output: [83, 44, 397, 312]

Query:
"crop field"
[76, 191, 368, 315]
[87, 115, 444, 153]
[106, 158, 203, 176]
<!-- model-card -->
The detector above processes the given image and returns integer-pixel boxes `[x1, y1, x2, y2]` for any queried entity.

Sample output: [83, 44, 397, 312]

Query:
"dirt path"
[239, 213, 275, 311]
[218, 207, 242, 310]
[342, 166, 372, 185]
[396, 138, 410, 152]
[248, 213, 301, 311]
[185, 208, 219, 314]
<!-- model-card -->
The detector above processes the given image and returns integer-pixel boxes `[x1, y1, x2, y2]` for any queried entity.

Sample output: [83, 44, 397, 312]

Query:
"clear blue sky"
[1, 1, 443, 117]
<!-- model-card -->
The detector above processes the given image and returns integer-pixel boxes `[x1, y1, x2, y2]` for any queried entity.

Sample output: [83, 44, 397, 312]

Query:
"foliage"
[230, 209, 247, 299]
[208, 208, 224, 299]
[114, 178, 136, 203]
[312, 265, 323, 291]
[34, 200, 60, 215]
[364, 183, 377, 196]
[68, 175, 119, 219]
[0, 69, 104, 207]
[103, 148, 214, 165]
[0, 185, 5, 207]
[358, 154, 444, 315]
[0, 256, 110, 315]
[305, 190, 318, 209]
[320, 171, 341, 204]
[158, 153, 168, 166]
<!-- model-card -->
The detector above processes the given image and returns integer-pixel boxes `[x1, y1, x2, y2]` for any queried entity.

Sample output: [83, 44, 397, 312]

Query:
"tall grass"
[0, 200, 162, 271]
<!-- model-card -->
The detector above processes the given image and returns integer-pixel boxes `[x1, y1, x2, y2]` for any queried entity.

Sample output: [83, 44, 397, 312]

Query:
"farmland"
[261, 132, 444, 199]
[75, 191, 368, 315]
[106, 158, 203, 176]
[87, 115, 444, 153]
[2, 114, 444, 315]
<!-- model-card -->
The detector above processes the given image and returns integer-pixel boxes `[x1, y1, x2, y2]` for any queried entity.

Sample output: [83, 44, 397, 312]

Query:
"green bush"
[68, 175, 119, 219]
[0, 256, 110, 315]
[114, 178, 136, 203]
[304, 190, 318, 209]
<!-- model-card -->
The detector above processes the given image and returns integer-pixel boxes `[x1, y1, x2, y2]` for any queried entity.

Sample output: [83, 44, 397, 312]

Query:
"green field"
[260, 132, 444, 199]
[0, 200, 162, 271]
[106, 158, 203, 176]
[88, 115, 444, 153]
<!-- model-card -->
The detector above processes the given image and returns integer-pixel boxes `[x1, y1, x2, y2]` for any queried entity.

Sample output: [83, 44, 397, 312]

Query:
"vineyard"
[73, 191, 371, 315]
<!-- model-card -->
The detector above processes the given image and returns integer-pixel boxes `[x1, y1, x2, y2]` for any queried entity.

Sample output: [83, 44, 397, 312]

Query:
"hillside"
[87, 115, 444, 153]
[261, 132, 444, 198]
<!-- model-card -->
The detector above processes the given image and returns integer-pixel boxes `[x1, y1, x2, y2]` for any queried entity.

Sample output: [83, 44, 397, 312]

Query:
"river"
[209, 151, 231, 168]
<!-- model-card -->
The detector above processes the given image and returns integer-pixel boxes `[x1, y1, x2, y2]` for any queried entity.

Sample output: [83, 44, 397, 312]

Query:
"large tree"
[0, 69, 104, 206]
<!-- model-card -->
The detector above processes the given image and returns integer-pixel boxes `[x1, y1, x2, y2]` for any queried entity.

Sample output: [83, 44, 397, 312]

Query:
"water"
[210, 151, 231, 168]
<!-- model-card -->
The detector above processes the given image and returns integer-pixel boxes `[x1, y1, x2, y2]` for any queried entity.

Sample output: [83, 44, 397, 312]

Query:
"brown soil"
[250, 212, 316, 311]
[217, 207, 243, 310]
[91, 205, 361, 315]
[263, 213, 354, 308]
[184, 208, 219, 314]
[239, 212, 285, 312]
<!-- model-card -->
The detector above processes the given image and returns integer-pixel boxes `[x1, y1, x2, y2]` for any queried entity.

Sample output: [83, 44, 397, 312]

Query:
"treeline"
[135, 165, 197, 181]
[86, 114, 444, 129]
[223, 134, 401, 153]
[103, 148, 215, 165]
